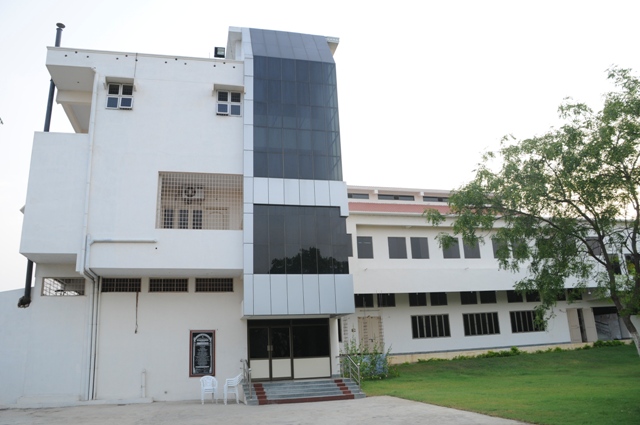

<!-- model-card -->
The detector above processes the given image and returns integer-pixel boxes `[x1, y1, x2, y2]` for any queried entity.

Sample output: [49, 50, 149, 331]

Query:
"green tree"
[425, 67, 640, 356]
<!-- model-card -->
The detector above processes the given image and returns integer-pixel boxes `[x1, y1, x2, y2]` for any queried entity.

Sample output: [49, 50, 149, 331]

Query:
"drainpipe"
[18, 22, 65, 309]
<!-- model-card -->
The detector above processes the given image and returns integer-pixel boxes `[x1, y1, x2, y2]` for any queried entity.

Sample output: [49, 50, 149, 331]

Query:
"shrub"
[341, 338, 394, 380]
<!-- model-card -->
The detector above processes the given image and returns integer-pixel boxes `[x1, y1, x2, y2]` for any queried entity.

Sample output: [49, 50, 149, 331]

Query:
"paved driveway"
[0, 396, 527, 425]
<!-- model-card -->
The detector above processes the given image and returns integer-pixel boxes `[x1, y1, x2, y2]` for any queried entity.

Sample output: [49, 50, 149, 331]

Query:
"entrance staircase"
[243, 378, 365, 405]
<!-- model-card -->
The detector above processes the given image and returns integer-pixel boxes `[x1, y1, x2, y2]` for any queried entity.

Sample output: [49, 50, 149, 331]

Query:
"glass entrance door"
[248, 325, 292, 380]
[270, 327, 292, 379]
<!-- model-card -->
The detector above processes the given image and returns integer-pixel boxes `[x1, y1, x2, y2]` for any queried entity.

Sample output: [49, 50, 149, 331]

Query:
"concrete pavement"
[0, 396, 528, 425]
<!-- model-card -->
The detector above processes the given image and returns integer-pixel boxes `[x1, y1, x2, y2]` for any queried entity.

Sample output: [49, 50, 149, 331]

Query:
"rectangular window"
[106, 83, 133, 109]
[149, 278, 188, 292]
[254, 205, 350, 275]
[357, 236, 374, 259]
[463, 240, 481, 259]
[347, 193, 369, 199]
[411, 314, 451, 338]
[567, 288, 583, 301]
[163, 209, 174, 229]
[430, 292, 448, 306]
[526, 291, 541, 302]
[460, 291, 478, 305]
[178, 209, 189, 229]
[388, 237, 407, 259]
[423, 196, 449, 203]
[442, 239, 461, 259]
[479, 291, 497, 304]
[410, 237, 429, 259]
[192, 210, 203, 229]
[377, 293, 396, 307]
[195, 278, 233, 292]
[157, 172, 242, 230]
[42, 277, 85, 296]
[378, 194, 415, 201]
[510, 310, 545, 333]
[354, 294, 374, 308]
[507, 290, 523, 303]
[463, 312, 500, 336]
[491, 238, 509, 258]
[217, 91, 242, 116]
[102, 278, 141, 292]
[409, 292, 427, 307]
[586, 237, 602, 256]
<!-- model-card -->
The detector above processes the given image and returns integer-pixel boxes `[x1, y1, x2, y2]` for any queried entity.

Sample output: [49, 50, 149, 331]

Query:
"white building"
[2, 27, 353, 407]
[2, 26, 635, 408]
[340, 185, 635, 362]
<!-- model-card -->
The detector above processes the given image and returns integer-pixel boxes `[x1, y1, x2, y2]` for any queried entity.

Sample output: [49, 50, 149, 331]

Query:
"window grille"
[411, 314, 450, 338]
[217, 91, 242, 116]
[510, 310, 545, 333]
[377, 293, 396, 307]
[149, 278, 188, 292]
[157, 172, 242, 230]
[195, 278, 234, 292]
[102, 278, 141, 292]
[42, 278, 85, 296]
[106, 83, 134, 109]
[463, 312, 500, 336]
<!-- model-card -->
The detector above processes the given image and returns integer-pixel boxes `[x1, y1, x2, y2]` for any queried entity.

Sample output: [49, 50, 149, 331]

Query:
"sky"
[2, 0, 640, 292]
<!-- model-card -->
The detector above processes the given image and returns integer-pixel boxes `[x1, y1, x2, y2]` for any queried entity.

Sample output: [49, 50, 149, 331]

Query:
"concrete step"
[243, 378, 365, 406]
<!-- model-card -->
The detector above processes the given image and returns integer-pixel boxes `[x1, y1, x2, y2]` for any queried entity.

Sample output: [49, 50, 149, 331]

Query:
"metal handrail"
[242, 359, 252, 401]
[339, 354, 361, 390]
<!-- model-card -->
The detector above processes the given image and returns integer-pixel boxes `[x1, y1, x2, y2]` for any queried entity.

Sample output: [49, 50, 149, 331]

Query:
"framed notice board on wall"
[190, 330, 215, 377]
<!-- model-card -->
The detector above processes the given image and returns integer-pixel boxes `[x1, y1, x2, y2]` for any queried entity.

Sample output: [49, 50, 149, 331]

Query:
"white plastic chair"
[223, 373, 243, 405]
[200, 375, 218, 404]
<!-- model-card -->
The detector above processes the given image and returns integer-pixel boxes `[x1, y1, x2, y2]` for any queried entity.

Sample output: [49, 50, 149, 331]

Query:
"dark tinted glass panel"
[443, 239, 460, 259]
[430, 292, 448, 306]
[271, 327, 290, 358]
[410, 237, 429, 259]
[108, 84, 120, 95]
[120, 98, 133, 108]
[348, 193, 369, 199]
[378, 194, 415, 201]
[253, 205, 349, 275]
[293, 324, 329, 357]
[526, 291, 541, 302]
[492, 238, 509, 258]
[423, 196, 448, 202]
[463, 241, 481, 259]
[460, 291, 478, 305]
[354, 294, 374, 308]
[409, 292, 427, 307]
[106, 97, 119, 108]
[479, 291, 497, 304]
[122, 85, 133, 95]
[377, 293, 396, 307]
[249, 328, 269, 359]
[388, 237, 407, 259]
[357, 236, 373, 259]
[507, 290, 523, 303]
[252, 55, 343, 181]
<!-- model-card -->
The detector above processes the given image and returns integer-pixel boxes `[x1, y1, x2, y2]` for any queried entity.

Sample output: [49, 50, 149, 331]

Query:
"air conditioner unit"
[182, 187, 204, 201]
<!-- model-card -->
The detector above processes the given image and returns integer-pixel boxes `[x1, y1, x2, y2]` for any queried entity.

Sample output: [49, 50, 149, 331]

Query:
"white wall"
[20, 133, 89, 264]
[95, 278, 246, 401]
[342, 291, 575, 356]
[0, 265, 90, 406]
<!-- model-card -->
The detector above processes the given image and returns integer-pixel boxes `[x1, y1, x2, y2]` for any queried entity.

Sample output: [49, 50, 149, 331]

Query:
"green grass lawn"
[361, 344, 640, 425]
